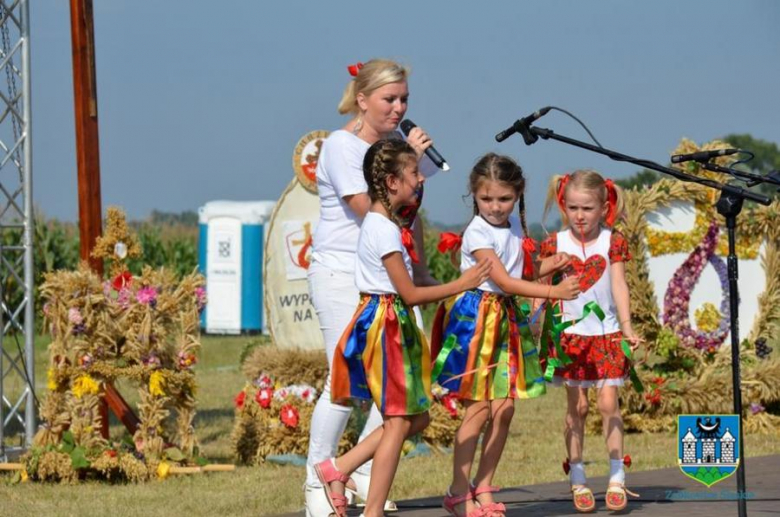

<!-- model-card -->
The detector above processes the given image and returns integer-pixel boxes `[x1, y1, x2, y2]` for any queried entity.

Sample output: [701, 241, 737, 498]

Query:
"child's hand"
[622, 326, 644, 352]
[552, 276, 581, 300]
[551, 252, 572, 270]
[460, 258, 492, 290]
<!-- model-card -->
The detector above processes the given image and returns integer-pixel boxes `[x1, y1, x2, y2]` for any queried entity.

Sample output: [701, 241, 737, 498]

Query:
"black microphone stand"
[503, 121, 772, 517]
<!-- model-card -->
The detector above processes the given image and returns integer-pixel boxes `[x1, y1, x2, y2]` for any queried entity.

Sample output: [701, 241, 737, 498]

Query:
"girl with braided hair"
[313, 139, 491, 517]
[430, 153, 580, 517]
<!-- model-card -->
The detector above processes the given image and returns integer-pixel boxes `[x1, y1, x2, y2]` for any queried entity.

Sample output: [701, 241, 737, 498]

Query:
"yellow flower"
[695, 303, 721, 333]
[47, 368, 57, 391]
[20, 468, 28, 483]
[156, 460, 170, 480]
[149, 371, 166, 397]
[72, 374, 100, 398]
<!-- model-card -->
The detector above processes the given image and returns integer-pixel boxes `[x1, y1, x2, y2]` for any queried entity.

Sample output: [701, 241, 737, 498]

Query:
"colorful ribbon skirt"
[331, 293, 431, 416]
[430, 289, 545, 401]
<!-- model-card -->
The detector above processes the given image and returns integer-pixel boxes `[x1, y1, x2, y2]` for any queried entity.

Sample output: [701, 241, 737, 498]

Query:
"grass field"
[1, 334, 778, 517]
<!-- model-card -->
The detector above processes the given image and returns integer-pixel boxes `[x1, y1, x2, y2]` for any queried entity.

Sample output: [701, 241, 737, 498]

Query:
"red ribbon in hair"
[556, 174, 571, 211]
[522, 237, 538, 279]
[604, 178, 619, 226]
[623, 454, 632, 468]
[347, 62, 364, 77]
[401, 227, 420, 264]
[437, 232, 462, 254]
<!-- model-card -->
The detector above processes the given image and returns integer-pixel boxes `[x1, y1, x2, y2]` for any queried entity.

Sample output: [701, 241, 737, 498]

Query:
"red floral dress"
[540, 229, 632, 386]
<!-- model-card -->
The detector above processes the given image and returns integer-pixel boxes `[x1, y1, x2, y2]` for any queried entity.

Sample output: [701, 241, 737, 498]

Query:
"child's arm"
[384, 252, 491, 306]
[610, 261, 640, 348]
[472, 248, 580, 300]
[536, 252, 571, 279]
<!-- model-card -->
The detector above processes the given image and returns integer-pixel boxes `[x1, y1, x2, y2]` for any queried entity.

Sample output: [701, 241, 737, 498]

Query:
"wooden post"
[70, 0, 140, 440]
[69, 0, 103, 274]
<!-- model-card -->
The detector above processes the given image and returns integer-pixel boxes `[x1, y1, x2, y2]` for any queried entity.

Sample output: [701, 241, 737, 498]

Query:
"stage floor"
[286, 454, 779, 516]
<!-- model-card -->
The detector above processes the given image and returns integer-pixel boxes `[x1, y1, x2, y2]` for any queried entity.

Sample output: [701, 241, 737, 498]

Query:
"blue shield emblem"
[678, 414, 740, 487]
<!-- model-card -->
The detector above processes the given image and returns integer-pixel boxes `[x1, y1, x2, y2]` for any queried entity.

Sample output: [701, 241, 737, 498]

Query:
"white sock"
[569, 461, 586, 486]
[609, 459, 625, 484]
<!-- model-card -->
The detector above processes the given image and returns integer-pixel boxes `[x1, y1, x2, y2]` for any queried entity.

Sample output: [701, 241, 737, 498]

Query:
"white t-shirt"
[355, 212, 413, 294]
[556, 228, 619, 336]
[310, 130, 438, 273]
[460, 214, 525, 294]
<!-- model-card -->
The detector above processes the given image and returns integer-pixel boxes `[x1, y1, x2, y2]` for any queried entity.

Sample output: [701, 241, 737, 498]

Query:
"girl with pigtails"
[431, 153, 580, 517]
[540, 170, 642, 513]
[313, 139, 492, 517]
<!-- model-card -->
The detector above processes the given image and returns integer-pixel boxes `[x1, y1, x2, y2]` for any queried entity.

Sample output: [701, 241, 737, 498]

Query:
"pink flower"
[68, 307, 83, 325]
[195, 287, 207, 311]
[254, 374, 273, 389]
[136, 287, 158, 306]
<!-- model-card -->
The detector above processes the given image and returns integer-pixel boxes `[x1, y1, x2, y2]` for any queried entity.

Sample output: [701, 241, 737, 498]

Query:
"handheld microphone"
[400, 119, 450, 171]
[670, 148, 739, 164]
[495, 107, 552, 143]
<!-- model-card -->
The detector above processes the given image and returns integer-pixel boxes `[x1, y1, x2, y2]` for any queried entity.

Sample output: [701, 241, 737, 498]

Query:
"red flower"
[255, 388, 273, 409]
[112, 271, 133, 291]
[280, 404, 300, 428]
[652, 376, 665, 386]
[441, 394, 459, 419]
[437, 232, 463, 253]
[105, 449, 117, 458]
[234, 391, 246, 410]
[623, 454, 632, 468]
[644, 389, 662, 406]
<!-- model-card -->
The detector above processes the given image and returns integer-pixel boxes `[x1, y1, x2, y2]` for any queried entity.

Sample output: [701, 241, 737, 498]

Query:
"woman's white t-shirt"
[310, 130, 437, 273]
[460, 214, 525, 294]
[355, 212, 413, 294]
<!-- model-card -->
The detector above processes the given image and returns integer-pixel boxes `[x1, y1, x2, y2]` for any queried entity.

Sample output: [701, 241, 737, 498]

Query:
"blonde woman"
[305, 58, 441, 516]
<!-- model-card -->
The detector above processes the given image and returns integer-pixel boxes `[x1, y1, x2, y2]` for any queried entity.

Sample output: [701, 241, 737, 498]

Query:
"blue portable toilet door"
[205, 216, 243, 334]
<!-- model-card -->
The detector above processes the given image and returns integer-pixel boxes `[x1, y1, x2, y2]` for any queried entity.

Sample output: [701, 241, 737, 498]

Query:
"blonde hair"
[337, 59, 410, 115]
[468, 153, 529, 238]
[543, 169, 625, 228]
[362, 139, 417, 228]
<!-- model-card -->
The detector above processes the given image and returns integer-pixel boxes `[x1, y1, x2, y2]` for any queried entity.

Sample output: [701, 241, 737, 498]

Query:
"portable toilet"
[198, 200, 276, 334]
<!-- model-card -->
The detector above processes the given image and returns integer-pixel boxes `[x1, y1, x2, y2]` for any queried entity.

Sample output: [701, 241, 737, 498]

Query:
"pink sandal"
[443, 488, 483, 517]
[314, 459, 350, 517]
[470, 484, 506, 517]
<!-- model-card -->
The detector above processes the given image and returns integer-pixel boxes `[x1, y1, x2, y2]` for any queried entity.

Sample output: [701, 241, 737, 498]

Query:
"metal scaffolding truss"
[0, 0, 34, 460]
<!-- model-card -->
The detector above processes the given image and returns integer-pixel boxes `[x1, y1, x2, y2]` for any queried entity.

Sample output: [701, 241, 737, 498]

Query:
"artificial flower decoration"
[234, 390, 246, 410]
[280, 404, 300, 429]
[255, 388, 273, 409]
[112, 270, 133, 291]
[149, 371, 166, 397]
[72, 374, 100, 399]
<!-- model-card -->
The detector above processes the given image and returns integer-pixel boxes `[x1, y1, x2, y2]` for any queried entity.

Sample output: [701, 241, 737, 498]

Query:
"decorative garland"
[21, 208, 206, 483]
[588, 138, 780, 435]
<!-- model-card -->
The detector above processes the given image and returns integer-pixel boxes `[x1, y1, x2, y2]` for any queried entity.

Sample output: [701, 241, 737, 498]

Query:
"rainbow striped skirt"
[331, 294, 431, 416]
[430, 289, 546, 401]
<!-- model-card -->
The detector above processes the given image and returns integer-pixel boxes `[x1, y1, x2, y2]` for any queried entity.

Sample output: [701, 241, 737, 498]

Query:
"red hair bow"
[347, 62, 364, 77]
[604, 179, 618, 227]
[522, 237, 538, 279]
[556, 174, 571, 211]
[623, 454, 632, 468]
[401, 227, 420, 264]
[437, 232, 462, 254]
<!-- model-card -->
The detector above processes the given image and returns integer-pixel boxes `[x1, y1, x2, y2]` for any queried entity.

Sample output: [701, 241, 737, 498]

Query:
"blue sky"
[32, 1, 780, 226]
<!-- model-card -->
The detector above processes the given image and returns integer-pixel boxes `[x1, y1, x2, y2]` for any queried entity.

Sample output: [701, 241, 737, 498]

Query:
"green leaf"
[70, 446, 90, 470]
[60, 431, 75, 453]
[195, 456, 209, 467]
[163, 447, 185, 462]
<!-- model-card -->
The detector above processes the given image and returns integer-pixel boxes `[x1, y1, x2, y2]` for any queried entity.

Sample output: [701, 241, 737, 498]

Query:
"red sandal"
[314, 459, 350, 517]
[470, 484, 506, 517]
[443, 488, 483, 517]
